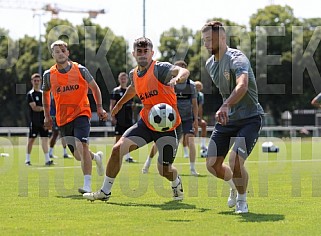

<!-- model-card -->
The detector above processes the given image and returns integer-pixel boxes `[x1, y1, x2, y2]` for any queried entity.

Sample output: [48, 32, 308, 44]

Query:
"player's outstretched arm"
[111, 84, 136, 117]
[88, 80, 108, 121]
[43, 90, 52, 129]
[167, 66, 190, 86]
[311, 94, 321, 108]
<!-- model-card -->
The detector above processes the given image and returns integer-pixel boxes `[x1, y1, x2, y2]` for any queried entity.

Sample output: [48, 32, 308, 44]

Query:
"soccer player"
[48, 96, 72, 159]
[201, 21, 264, 213]
[110, 72, 136, 163]
[25, 73, 52, 166]
[194, 81, 208, 153]
[42, 40, 108, 194]
[142, 60, 199, 176]
[83, 37, 190, 201]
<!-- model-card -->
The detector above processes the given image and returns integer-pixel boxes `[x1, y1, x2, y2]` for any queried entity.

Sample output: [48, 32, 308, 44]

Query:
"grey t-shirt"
[42, 63, 94, 91]
[205, 47, 264, 121]
[197, 91, 204, 106]
[175, 80, 197, 121]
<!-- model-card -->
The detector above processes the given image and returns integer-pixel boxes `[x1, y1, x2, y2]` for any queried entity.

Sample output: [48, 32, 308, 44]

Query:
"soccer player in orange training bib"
[83, 37, 190, 202]
[42, 40, 108, 194]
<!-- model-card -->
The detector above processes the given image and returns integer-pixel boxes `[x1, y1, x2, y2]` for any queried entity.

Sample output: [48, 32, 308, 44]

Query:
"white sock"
[237, 193, 247, 201]
[63, 148, 68, 155]
[183, 146, 188, 156]
[125, 153, 131, 160]
[171, 176, 180, 187]
[49, 147, 53, 156]
[84, 175, 92, 191]
[101, 176, 115, 194]
[92, 153, 98, 161]
[145, 157, 152, 166]
[190, 162, 195, 170]
[44, 153, 50, 162]
[226, 179, 236, 190]
[201, 138, 206, 148]
[25, 154, 30, 162]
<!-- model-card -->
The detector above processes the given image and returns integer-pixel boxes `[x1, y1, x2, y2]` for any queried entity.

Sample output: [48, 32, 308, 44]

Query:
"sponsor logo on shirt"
[56, 84, 80, 94]
[139, 90, 158, 102]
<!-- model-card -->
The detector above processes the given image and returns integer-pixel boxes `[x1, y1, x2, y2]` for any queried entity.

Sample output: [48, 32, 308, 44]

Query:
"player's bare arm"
[167, 66, 190, 86]
[111, 84, 136, 117]
[29, 101, 44, 112]
[109, 99, 117, 125]
[216, 73, 248, 125]
[88, 80, 108, 121]
[311, 96, 321, 108]
[42, 90, 52, 129]
[192, 98, 199, 135]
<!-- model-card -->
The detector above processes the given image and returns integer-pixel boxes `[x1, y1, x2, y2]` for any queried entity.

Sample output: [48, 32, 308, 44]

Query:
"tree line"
[0, 5, 320, 126]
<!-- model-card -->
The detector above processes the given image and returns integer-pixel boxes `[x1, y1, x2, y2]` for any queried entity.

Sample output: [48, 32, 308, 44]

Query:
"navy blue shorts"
[59, 116, 90, 154]
[123, 119, 180, 165]
[176, 119, 194, 140]
[207, 115, 262, 159]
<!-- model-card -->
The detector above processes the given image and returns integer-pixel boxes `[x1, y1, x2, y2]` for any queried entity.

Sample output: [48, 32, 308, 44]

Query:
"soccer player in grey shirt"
[201, 21, 264, 214]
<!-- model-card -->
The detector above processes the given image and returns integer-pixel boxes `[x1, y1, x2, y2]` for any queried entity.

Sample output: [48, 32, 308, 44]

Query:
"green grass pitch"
[1, 136, 321, 235]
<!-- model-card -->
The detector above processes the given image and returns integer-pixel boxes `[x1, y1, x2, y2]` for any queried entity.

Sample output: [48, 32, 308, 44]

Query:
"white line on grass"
[33, 159, 321, 170]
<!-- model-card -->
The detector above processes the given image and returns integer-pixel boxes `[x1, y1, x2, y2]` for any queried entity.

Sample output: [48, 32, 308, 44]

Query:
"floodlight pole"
[33, 12, 43, 75]
[37, 14, 42, 75]
[143, 0, 146, 37]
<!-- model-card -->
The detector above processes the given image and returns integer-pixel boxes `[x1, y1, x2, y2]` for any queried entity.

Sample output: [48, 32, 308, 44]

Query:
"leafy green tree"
[249, 5, 321, 123]
[158, 26, 194, 64]
[42, 18, 132, 113]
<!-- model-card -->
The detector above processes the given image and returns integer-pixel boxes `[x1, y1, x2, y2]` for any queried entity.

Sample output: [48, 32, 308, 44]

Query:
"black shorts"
[59, 116, 90, 153]
[115, 124, 132, 136]
[29, 124, 49, 138]
[207, 115, 263, 159]
[123, 119, 180, 165]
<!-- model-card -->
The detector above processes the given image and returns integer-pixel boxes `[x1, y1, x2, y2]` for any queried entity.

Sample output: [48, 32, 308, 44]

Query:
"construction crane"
[0, 1, 105, 19]
[0, 0, 106, 74]
[42, 3, 105, 19]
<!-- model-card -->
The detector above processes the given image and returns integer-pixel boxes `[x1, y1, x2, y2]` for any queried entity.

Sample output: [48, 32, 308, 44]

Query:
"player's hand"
[111, 103, 123, 117]
[111, 116, 117, 125]
[44, 116, 53, 130]
[97, 108, 108, 121]
[167, 77, 181, 87]
[215, 104, 229, 125]
[193, 120, 199, 136]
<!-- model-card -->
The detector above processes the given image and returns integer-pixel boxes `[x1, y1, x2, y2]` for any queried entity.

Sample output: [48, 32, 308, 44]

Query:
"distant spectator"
[110, 72, 136, 163]
[25, 73, 52, 166]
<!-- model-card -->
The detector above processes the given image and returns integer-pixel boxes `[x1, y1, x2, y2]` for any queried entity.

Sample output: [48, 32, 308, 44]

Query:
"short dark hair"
[31, 73, 41, 80]
[133, 37, 153, 49]
[174, 60, 187, 68]
[201, 21, 225, 33]
[118, 72, 128, 79]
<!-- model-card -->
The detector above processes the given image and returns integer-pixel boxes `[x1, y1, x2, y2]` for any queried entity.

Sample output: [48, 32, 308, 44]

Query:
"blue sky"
[0, 0, 319, 57]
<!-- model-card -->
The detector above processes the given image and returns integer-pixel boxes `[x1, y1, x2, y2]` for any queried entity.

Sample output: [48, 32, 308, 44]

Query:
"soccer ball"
[148, 103, 177, 132]
[200, 147, 208, 158]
